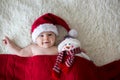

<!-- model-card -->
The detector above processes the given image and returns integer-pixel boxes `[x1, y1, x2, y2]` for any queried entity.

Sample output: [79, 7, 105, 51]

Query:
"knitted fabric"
[52, 47, 81, 79]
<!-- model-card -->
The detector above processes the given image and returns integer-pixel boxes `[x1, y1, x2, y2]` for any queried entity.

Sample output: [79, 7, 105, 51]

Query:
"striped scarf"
[52, 47, 81, 79]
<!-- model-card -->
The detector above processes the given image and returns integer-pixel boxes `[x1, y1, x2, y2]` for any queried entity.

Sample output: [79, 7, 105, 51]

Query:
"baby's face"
[36, 31, 56, 48]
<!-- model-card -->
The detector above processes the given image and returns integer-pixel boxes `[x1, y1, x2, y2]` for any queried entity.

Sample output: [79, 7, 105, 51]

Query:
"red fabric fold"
[0, 54, 120, 80]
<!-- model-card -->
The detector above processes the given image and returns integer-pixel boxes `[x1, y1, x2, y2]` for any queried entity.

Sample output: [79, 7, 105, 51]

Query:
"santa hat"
[31, 13, 78, 42]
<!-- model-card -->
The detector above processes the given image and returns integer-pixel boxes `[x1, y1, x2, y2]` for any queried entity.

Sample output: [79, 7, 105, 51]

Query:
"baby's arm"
[3, 36, 32, 57]
[3, 36, 22, 54]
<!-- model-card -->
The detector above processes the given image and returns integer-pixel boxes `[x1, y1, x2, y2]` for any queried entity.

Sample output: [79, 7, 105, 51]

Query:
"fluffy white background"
[0, 0, 120, 66]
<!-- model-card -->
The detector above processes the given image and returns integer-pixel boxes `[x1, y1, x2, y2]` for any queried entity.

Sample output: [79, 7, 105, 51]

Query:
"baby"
[2, 13, 71, 57]
[3, 31, 58, 57]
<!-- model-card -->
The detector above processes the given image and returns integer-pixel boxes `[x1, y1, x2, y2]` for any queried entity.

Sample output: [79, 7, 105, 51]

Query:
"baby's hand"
[2, 36, 11, 45]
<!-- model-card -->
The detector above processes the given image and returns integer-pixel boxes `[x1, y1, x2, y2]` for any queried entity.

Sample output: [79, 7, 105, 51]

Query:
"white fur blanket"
[0, 0, 120, 66]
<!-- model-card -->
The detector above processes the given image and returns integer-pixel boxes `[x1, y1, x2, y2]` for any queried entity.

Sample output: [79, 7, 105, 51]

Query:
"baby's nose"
[44, 35, 49, 40]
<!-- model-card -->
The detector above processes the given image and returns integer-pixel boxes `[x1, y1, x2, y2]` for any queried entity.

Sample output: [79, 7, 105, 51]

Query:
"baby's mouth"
[44, 42, 50, 44]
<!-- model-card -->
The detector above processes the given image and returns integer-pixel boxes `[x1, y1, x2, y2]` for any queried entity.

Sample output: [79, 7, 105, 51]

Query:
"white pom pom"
[68, 29, 78, 37]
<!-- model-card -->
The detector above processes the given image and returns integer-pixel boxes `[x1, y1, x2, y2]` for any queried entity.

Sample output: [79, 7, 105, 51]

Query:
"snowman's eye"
[65, 44, 67, 46]
[69, 43, 71, 45]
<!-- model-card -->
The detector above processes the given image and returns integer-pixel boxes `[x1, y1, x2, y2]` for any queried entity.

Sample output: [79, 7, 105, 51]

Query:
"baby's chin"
[41, 45, 53, 48]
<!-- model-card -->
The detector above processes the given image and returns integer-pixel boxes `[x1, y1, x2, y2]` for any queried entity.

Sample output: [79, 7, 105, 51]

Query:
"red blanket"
[0, 54, 120, 80]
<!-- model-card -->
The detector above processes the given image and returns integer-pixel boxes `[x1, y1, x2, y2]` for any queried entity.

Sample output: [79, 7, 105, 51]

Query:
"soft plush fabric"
[0, 0, 119, 66]
[0, 55, 97, 80]
[0, 54, 120, 80]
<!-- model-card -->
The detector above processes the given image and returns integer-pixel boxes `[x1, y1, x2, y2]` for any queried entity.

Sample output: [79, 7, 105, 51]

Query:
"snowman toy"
[52, 35, 90, 80]
[58, 36, 91, 63]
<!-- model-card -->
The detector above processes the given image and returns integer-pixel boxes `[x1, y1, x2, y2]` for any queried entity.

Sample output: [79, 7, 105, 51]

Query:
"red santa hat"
[31, 13, 77, 42]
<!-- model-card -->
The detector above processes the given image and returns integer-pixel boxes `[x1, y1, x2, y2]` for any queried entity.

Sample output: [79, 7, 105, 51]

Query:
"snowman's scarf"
[52, 47, 82, 79]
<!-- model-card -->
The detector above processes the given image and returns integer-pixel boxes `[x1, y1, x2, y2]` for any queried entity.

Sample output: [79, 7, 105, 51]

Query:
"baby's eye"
[39, 34, 44, 37]
[48, 34, 52, 36]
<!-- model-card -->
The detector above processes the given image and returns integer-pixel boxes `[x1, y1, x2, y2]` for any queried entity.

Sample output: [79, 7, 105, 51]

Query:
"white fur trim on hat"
[32, 23, 58, 42]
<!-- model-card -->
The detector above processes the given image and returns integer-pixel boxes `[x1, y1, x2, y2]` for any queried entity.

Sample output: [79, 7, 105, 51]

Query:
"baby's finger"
[2, 39, 7, 45]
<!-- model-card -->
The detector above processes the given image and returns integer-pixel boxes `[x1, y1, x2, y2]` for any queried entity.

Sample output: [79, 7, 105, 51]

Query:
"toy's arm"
[75, 52, 91, 60]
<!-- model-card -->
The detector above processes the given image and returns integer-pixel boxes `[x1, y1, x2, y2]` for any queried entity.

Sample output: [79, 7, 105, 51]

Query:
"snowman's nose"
[66, 46, 70, 49]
